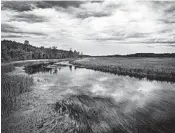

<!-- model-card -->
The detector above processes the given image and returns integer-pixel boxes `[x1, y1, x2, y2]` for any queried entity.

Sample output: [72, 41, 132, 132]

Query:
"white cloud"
[1, 0, 175, 55]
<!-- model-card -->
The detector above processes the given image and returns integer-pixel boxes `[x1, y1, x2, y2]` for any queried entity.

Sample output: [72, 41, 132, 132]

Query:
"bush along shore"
[72, 59, 175, 83]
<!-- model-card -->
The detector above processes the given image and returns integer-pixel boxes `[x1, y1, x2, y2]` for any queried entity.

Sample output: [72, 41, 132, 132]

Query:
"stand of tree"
[1, 40, 81, 62]
[126, 53, 175, 57]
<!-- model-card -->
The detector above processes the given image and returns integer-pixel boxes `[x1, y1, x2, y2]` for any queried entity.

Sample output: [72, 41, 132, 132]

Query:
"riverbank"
[72, 57, 175, 82]
[1, 58, 74, 117]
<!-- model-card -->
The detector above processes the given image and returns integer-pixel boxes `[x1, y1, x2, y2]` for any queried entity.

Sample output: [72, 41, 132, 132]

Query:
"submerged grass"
[1, 64, 33, 116]
[72, 57, 175, 82]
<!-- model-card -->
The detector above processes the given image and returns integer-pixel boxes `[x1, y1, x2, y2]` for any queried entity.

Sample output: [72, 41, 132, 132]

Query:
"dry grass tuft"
[37, 94, 134, 133]
[37, 93, 175, 133]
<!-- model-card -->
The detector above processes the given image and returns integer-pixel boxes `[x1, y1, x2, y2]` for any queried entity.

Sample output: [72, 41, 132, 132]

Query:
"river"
[2, 61, 175, 133]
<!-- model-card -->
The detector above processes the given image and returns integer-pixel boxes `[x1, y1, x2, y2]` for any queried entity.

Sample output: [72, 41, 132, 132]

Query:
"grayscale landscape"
[1, 1, 175, 133]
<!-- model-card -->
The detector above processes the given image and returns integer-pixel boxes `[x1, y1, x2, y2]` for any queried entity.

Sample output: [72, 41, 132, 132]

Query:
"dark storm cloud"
[1, 1, 33, 11]
[164, 4, 175, 13]
[75, 1, 121, 19]
[36, 1, 84, 9]
[1, 23, 16, 33]
[77, 12, 111, 19]
[1, 1, 84, 12]
[1, 23, 47, 36]
[12, 13, 47, 23]
[159, 19, 175, 24]
[1, 34, 29, 38]
[91, 1, 103, 3]
[151, 1, 175, 24]
[127, 33, 148, 38]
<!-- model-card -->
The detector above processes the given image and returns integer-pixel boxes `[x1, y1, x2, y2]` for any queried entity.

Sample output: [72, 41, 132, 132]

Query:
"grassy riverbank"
[72, 57, 175, 82]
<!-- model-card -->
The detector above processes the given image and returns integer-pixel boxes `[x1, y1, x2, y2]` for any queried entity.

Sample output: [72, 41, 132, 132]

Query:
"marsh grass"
[72, 57, 175, 82]
[1, 64, 33, 116]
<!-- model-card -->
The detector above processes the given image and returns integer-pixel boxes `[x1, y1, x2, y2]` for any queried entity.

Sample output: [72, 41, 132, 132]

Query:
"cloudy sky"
[1, 0, 175, 55]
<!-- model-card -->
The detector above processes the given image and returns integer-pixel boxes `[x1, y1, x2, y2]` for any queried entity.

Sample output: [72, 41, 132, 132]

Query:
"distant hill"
[1, 40, 80, 62]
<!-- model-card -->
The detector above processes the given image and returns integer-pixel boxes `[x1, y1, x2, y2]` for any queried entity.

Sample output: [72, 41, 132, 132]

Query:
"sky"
[1, 0, 175, 55]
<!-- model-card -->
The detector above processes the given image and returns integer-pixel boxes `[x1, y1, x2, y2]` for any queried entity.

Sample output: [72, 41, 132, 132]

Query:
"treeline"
[1, 40, 82, 62]
[126, 53, 175, 57]
[93, 53, 175, 58]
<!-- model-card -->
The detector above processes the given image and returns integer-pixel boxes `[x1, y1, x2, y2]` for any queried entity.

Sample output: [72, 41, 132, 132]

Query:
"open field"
[72, 57, 175, 82]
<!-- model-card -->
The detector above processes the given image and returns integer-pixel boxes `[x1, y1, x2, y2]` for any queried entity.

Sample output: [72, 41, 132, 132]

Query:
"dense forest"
[1, 40, 81, 62]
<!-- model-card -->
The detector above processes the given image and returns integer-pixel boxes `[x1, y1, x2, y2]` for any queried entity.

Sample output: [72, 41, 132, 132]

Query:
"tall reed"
[1, 64, 33, 116]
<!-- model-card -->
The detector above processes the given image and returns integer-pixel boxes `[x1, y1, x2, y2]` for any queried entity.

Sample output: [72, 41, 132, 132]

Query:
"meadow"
[72, 57, 175, 82]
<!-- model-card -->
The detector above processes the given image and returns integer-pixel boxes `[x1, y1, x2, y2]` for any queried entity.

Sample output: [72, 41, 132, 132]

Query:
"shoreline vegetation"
[72, 57, 175, 83]
[1, 64, 33, 116]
